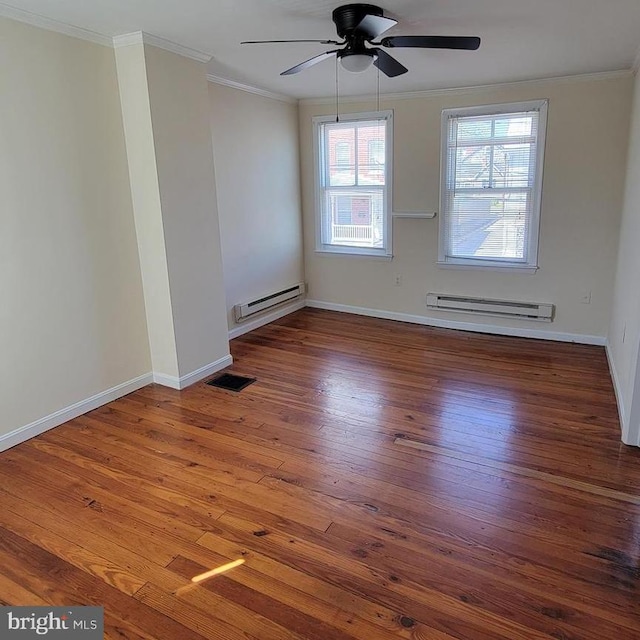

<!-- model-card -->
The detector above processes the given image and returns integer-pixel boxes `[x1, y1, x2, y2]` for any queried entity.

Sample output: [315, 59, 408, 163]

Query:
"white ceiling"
[4, 0, 640, 99]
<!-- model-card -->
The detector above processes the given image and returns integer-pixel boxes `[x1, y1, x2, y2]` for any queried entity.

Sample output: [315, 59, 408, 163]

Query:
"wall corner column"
[115, 38, 230, 389]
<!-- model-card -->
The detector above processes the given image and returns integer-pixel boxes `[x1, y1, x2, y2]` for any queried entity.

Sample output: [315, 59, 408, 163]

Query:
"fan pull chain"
[377, 62, 380, 112]
[335, 55, 340, 122]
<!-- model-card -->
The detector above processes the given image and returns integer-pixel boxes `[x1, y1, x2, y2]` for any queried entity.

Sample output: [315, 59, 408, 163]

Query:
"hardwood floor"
[1, 307, 639, 639]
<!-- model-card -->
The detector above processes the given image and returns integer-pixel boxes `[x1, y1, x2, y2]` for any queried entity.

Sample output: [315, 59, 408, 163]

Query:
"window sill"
[316, 248, 393, 261]
[437, 261, 538, 274]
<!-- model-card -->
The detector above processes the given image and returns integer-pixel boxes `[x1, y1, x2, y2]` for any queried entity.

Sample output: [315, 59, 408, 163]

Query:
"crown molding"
[141, 32, 211, 63]
[0, 5, 211, 62]
[299, 69, 634, 106]
[206, 74, 297, 104]
[112, 31, 211, 63]
[111, 31, 144, 48]
[0, 1, 112, 46]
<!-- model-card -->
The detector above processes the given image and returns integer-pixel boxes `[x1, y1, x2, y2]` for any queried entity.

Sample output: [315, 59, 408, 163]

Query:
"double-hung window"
[314, 111, 393, 257]
[439, 100, 548, 270]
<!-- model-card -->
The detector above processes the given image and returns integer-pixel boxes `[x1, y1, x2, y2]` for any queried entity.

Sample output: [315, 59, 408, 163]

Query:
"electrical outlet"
[394, 275, 402, 286]
[580, 290, 591, 304]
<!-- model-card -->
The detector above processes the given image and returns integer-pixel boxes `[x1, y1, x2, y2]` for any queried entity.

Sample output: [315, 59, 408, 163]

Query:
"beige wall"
[208, 83, 304, 330]
[142, 45, 230, 377]
[609, 71, 640, 445]
[115, 42, 231, 383]
[299, 75, 632, 340]
[1, 13, 635, 446]
[0, 18, 151, 436]
[115, 42, 179, 378]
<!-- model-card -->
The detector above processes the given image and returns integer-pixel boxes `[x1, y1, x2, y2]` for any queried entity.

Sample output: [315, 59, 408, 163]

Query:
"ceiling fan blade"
[381, 35, 481, 50]
[355, 14, 398, 39]
[242, 39, 341, 45]
[372, 48, 408, 78]
[281, 51, 338, 75]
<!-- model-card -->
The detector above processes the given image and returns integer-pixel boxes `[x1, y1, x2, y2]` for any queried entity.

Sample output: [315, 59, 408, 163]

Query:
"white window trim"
[438, 99, 548, 271]
[313, 110, 393, 258]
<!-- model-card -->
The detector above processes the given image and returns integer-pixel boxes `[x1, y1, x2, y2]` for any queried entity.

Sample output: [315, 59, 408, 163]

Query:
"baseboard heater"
[234, 283, 305, 322]
[426, 293, 554, 322]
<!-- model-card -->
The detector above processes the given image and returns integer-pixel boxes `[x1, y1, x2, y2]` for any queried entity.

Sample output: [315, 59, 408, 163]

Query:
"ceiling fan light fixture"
[242, 4, 481, 79]
[340, 51, 374, 72]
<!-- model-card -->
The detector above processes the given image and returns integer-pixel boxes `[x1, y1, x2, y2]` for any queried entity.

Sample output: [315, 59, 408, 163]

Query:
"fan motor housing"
[332, 4, 384, 39]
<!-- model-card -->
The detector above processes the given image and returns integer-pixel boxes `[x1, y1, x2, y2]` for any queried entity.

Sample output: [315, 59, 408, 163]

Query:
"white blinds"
[442, 107, 543, 265]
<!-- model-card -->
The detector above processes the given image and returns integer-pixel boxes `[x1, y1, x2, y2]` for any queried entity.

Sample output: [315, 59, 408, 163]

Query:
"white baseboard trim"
[151, 372, 180, 389]
[153, 354, 233, 390]
[229, 299, 306, 340]
[305, 300, 607, 346]
[606, 343, 640, 446]
[0, 373, 153, 453]
[605, 343, 628, 442]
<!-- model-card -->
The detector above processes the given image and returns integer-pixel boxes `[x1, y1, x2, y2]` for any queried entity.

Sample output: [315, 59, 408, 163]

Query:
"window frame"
[438, 100, 548, 271]
[313, 110, 393, 258]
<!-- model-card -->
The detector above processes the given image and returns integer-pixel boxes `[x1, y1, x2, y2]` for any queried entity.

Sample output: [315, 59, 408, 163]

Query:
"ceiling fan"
[242, 3, 480, 78]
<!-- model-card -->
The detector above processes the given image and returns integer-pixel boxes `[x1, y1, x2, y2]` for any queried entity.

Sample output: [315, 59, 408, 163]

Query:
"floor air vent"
[207, 373, 256, 392]
[426, 293, 554, 322]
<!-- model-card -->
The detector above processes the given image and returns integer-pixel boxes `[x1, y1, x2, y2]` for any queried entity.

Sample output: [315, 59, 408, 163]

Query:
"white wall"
[0, 18, 151, 438]
[299, 74, 632, 342]
[608, 71, 640, 445]
[208, 83, 304, 331]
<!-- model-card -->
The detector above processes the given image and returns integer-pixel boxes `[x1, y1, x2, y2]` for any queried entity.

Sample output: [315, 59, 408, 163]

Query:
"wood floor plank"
[137, 577, 310, 640]
[192, 527, 453, 640]
[205, 492, 639, 635]
[394, 436, 640, 504]
[261, 463, 640, 597]
[0, 501, 146, 596]
[323, 522, 638, 640]
[0, 574, 49, 607]
[1, 308, 639, 639]
[117, 388, 637, 540]
[324, 520, 640, 630]
[205, 513, 553, 640]
[0, 525, 209, 640]
[134, 582, 263, 640]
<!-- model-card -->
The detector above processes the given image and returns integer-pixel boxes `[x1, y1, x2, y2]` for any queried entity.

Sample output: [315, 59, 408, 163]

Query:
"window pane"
[455, 114, 534, 142]
[324, 121, 386, 187]
[453, 142, 534, 190]
[324, 189, 384, 248]
[454, 145, 492, 189]
[335, 142, 351, 165]
[327, 127, 355, 186]
[492, 143, 533, 189]
[357, 125, 385, 185]
[494, 116, 533, 138]
[448, 191, 529, 260]
[456, 118, 492, 140]
[368, 139, 385, 164]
